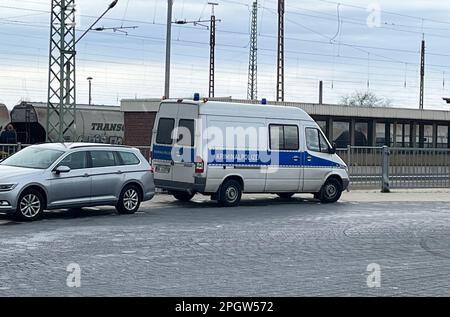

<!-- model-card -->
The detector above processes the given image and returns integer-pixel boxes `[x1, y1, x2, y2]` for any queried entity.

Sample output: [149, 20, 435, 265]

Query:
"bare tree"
[340, 91, 392, 107]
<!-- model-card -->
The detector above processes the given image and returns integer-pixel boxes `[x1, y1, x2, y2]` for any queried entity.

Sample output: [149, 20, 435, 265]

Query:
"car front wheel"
[15, 189, 45, 221]
[116, 185, 142, 214]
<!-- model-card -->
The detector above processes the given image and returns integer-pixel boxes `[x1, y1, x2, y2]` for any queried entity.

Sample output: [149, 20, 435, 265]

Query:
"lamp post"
[87, 77, 93, 105]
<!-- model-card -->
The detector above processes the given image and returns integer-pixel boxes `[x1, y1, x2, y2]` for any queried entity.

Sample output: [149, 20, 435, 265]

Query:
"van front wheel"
[219, 179, 242, 207]
[319, 178, 342, 204]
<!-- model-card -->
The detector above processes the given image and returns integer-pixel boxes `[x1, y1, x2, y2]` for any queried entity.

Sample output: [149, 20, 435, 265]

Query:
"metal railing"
[0, 143, 29, 159]
[338, 145, 450, 191]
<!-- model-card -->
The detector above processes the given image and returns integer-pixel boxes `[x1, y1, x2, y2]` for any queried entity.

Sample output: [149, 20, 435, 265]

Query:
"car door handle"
[83, 173, 90, 177]
[116, 170, 123, 174]
[292, 156, 301, 162]
[306, 156, 313, 162]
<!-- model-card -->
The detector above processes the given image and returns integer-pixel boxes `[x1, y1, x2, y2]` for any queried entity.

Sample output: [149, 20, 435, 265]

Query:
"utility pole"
[276, 0, 285, 102]
[247, 0, 258, 100]
[165, 0, 173, 99]
[209, 2, 219, 98]
[87, 77, 93, 105]
[319, 80, 323, 105]
[420, 37, 425, 110]
[47, 0, 118, 142]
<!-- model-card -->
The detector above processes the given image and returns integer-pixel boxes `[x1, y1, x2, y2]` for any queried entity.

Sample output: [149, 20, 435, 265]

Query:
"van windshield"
[1, 147, 64, 169]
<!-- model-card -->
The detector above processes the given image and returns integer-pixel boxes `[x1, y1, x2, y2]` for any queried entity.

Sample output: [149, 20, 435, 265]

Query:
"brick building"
[120, 98, 161, 159]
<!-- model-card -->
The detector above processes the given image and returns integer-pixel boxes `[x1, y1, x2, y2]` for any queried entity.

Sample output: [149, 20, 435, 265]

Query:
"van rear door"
[152, 103, 178, 184]
[172, 103, 199, 186]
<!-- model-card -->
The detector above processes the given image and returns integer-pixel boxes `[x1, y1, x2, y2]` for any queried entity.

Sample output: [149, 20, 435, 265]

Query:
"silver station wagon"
[0, 143, 155, 221]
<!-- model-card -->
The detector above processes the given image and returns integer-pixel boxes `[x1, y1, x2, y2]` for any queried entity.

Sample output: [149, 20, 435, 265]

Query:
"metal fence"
[0, 143, 29, 159]
[338, 146, 450, 190]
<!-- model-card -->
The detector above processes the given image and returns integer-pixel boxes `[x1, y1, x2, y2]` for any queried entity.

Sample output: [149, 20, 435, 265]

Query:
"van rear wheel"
[172, 191, 195, 202]
[319, 178, 342, 204]
[218, 179, 242, 207]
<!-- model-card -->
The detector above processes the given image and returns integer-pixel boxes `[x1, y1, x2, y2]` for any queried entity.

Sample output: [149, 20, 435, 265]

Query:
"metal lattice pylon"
[208, 3, 219, 99]
[247, 0, 258, 100]
[47, 0, 77, 142]
[276, 0, 285, 102]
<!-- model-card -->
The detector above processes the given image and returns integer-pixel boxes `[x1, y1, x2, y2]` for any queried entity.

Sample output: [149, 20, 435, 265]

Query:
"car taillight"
[195, 156, 204, 174]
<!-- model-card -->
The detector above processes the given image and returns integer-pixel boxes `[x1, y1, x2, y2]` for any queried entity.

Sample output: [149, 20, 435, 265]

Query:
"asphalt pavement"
[1, 191, 450, 296]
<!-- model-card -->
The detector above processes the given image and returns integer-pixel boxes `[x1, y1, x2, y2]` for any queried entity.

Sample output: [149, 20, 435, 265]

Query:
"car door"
[49, 151, 92, 207]
[303, 126, 335, 192]
[264, 122, 302, 192]
[89, 150, 124, 204]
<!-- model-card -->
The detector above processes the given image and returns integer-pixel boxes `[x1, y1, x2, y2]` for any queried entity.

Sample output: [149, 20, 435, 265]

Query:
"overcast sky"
[1, 0, 450, 110]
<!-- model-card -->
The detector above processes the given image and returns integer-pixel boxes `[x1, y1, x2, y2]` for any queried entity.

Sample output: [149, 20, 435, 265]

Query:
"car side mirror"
[54, 165, 71, 174]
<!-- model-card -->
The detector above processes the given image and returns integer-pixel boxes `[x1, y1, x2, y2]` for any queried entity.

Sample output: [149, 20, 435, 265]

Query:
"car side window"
[156, 118, 175, 145]
[306, 128, 330, 153]
[118, 151, 140, 165]
[58, 151, 88, 170]
[90, 151, 117, 168]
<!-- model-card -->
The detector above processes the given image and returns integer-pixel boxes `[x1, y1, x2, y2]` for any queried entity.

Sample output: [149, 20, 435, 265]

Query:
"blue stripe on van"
[152, 145, 342, 168]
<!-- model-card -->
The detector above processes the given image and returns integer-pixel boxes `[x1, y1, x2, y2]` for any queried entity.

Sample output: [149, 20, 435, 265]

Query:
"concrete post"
[381, 145, 390, 193]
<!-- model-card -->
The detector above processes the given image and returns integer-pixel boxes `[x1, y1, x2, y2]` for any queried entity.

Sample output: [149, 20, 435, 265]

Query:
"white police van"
[151, 96, 349, 207]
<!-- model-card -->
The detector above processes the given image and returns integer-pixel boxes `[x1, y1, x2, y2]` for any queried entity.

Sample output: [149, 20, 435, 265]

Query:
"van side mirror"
[328, 143, 337, 155]
[54, 165, 71, 174]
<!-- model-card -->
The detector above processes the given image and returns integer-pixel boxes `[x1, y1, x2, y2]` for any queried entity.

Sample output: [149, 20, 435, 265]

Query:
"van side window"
[269, 125, 299, 151]
[177, 119, 195, 147]
[306, 128, 330, 153]
[156, 118, 175, 145]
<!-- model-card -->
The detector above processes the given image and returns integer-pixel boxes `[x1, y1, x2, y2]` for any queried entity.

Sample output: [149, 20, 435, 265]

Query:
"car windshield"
[0, 147, 64, 169]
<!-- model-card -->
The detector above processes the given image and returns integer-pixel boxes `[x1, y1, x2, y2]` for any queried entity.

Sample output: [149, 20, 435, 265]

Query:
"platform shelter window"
[333, 121, 350, 148]
[437, 125, 449, 148]
[354, 122, 369, 146]
[395, 123, 411, 148]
